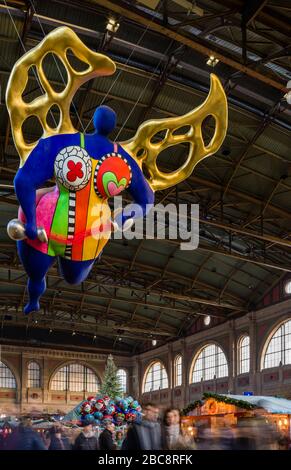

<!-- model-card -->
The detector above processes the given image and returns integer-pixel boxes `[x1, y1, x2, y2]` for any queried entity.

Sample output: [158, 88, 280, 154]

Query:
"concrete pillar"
[180, 339, 186, 408]
[133, 357, 142, 400]
[182, 340, 189, 407]
[167, 343, 173, 407]
[20, 353, 26, 409]
[248, 311, 258, 394]
[43, 358, 50, 403]
[228, 320, 236, 393]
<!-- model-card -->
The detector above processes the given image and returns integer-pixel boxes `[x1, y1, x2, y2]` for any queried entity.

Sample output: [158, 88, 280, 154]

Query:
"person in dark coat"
[99, 421, 116, 450]
[73, 418, 98, 451]
[122, 403, 162, 451]
[161, 408, 183, 450]
[48, 426, 71, 450]
[6, 417, 47, 450]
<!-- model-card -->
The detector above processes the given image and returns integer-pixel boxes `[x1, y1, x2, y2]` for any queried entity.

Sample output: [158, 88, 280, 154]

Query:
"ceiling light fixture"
[206, 55, 219, 67]
[106, 17, 120, 33]
[284, 80, 291, 105]
[203, 315, 211, 326]
[152, 339, 157, 346]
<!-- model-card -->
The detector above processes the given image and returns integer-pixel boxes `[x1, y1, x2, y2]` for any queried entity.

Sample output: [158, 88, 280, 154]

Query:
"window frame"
[143, 361, 169, 393]
[27, 361, 41, 388]
[262, 319, 291, 370]
[174, 354, 182, 387]
[238, 335, 250, 375]
[0, 361, 17, 389]
[50, 363, 100, 392]
[190, 343, 228, 384]
[117, 368, 127, 394]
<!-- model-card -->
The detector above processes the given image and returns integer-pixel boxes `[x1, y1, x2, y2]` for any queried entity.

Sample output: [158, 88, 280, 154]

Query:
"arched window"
[51, 364, 100, 392]
[117, 369, 127, 393]
[191, 344, 228, 383]
[238, 336, 250, 374]
[263, 319, 291, 369]
[28, 361, 41, 388]
[143, 361, 168, 392]
[174, 355, 182, 387]
[0, 361, 16, 389]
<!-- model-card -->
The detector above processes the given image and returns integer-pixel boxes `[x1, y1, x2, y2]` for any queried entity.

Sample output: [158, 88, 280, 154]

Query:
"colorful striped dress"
[19, 134, 132, 261]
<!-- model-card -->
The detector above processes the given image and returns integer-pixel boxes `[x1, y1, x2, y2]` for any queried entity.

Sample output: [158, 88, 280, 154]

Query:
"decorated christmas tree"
[100, 354, 123, 398]
[63, 354, 142, 426]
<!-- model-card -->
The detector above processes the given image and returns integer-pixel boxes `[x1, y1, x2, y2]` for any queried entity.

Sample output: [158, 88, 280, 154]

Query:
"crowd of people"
[0, 403, 290, 450]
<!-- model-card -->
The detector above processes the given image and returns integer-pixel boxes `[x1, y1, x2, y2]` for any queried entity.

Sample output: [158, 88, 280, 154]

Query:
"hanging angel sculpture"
[6, 27, 228, 314]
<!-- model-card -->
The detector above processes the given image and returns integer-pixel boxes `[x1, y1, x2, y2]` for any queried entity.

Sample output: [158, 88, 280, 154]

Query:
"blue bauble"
[85, 414, 95, 423]
[94, 411, 103, 420]
[106, 405, 115, 415]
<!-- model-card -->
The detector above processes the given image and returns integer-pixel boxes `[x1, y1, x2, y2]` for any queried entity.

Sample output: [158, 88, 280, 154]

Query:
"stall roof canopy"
[222, 394, 291, 414]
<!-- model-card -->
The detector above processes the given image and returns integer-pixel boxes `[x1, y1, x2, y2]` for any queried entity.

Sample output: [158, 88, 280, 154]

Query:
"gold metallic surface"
[6, 26, 116, 164]
[121, 74, 228, 191]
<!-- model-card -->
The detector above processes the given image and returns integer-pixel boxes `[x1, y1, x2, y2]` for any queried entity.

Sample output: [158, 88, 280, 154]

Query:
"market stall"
[182, 393, 291, 447]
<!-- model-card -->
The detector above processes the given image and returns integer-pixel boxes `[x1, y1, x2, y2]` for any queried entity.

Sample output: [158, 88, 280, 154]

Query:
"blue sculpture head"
[93, 105, 116, 136]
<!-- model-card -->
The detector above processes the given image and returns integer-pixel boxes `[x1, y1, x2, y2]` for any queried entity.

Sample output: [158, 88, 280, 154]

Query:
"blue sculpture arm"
[14, 133, 79, 239]
[117, 145, 154, 226]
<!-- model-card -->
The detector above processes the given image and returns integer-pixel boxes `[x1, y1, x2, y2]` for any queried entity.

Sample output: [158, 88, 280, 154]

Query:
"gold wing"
[6, 26, 116, 165]
[121, 74, 228, 191]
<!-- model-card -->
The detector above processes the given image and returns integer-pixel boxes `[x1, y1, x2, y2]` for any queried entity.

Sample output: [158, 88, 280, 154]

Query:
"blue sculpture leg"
[58, 257, 95, 284]
[17, 241, 56, 314]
